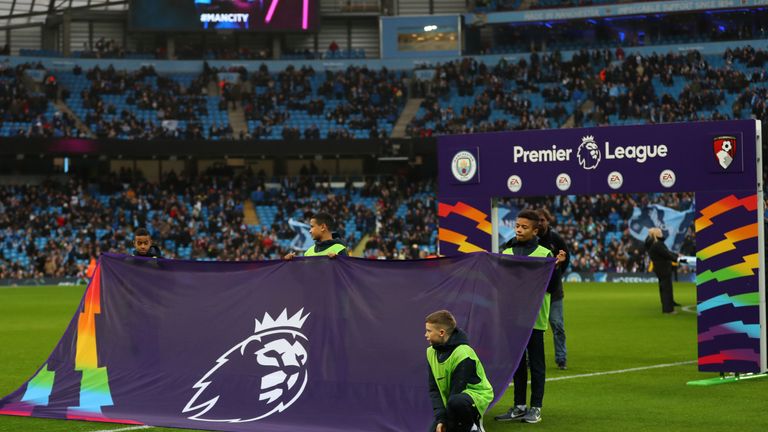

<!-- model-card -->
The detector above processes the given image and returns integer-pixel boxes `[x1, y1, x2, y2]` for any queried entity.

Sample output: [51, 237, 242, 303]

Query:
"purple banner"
[438, 120, 758, 200]
[0, 253, 555, 431]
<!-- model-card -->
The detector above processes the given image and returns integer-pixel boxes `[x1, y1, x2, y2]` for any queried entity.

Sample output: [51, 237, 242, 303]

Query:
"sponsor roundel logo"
[607, 171, 623, 190]
[507, 175, 522, 192]
[659, 169, 676, 188]
[556, 173, 571, 191]
[451, 151, 477, 182]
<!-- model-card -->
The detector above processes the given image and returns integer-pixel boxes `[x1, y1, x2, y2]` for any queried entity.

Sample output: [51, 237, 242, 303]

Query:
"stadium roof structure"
[0, 0, 127, 30]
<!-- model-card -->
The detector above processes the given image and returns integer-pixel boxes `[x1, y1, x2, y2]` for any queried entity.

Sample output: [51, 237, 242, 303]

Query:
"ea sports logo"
[577, 135, 601, 170]
[183, 309, 310, 423]
[659, 169, 676, 188]
[556, 173, 571, 191]
[451, 151, 477, 182]
[507, 175, 522, 192]
[607, 171, 623, 190]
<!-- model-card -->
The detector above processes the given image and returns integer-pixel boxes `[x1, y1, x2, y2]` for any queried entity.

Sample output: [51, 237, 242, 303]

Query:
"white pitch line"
[509, 360, 697, 386]
[545, 360, 697, 382]
[90, 425, 151, 432]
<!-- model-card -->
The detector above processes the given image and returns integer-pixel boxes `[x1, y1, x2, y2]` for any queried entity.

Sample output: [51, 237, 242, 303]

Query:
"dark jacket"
[503, 236, 557, 295]
[427, 328, 481, 424]
[645, 236, 677, 277]
[132, 245, 162, 258]
[536, 227, 569, 301]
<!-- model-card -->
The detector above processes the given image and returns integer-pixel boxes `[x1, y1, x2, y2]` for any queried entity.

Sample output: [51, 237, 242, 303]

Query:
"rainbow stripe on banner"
[694, 195, 757, 232]
[21, 365, 56, 406]
[696, 224, 758, 261]
[0, 365, 56, 416]
[438, 202, 493, 235]
[698, 320, 762, 343]
[67, 263, 115, 420]
[0, 262, 142, 425]
[697, 254, 760, 284]
[438, 201, 493, 253]
[698, 349, 761, 366]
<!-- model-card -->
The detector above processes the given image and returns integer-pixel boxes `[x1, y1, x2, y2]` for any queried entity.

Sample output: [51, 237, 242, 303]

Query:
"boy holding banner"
[425, 310, 494, 432]
[283, 212, 348, 259]
[132, 227, 162, 258]
[495, 209, 566, 424]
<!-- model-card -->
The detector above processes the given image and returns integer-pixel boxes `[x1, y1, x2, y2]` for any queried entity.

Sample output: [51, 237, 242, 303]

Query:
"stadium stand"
[14, 62, 407, 141]
[407, 46, 768, 137]
[0, 167, 706, 280]
[1, 0, 767, 281]
[242, 64, 405, 140]
[0, 171, 437, 279]
[2, 43, 767, 281]
[6, 45, 767, 141]
[0, 61, 80, 138]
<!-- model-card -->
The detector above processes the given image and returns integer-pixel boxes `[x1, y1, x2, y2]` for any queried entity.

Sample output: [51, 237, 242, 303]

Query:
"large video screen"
[130, 0, 318, 32]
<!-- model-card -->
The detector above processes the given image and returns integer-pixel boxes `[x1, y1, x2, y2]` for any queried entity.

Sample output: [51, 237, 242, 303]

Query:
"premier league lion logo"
[577, 135, 601, 170]
[183, 309, 310, 423]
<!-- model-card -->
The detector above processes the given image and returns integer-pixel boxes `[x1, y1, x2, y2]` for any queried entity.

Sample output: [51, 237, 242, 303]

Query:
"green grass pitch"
[0, 283, 765, 432]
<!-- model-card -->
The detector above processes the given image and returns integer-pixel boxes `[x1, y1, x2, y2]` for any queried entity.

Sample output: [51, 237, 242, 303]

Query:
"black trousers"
[514, 329, 545, 408]
[657, 273, 675, 313]
[428, 393, 480, 432]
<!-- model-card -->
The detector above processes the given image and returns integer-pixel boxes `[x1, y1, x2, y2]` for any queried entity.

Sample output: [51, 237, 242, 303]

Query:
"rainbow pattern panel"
[695, 192, 763, 373]
[438, 197, 494, 255]
[0, 262, 142, 425]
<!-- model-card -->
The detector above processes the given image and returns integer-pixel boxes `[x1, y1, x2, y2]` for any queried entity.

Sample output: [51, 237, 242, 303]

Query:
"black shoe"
[673, 302, 682, 307]
[557, 362, 567, 370]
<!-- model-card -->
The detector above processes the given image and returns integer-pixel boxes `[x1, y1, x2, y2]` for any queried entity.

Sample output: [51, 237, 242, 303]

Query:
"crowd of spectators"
[585, 48, 766, 125]
[500, 193, 696, 275]
[3, 43, 768, 279]
[0, 61, 81, 138]
[29, 61, 407, 141]
[241, 63, 406, 140]
[408, 45, 768, 138]
[0, 170, 436, 280]
[408, 52, 593, 137]
[5, 45, 767, 141]
[360, 178, 437, 260]
[73, 63, 219, 140]
[1, 170, 706, 280]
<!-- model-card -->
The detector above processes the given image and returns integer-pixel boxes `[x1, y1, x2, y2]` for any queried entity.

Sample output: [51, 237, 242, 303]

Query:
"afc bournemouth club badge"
[713, 136, 737, 170]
